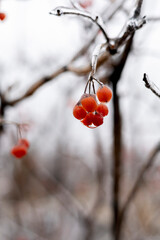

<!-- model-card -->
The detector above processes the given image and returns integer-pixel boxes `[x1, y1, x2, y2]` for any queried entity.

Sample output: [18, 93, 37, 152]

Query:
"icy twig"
[143, 73, 160, 98]
[49, 6, 109, 42]
[90, 42, 107, 77]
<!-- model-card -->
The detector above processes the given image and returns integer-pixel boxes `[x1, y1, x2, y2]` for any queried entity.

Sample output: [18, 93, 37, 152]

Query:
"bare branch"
[5, 52, 109, 106]
[133, 0, 143, 18]
[143, 73, 160, 98]
[49, 6, 110, 42]
[112, 16, 146, 51]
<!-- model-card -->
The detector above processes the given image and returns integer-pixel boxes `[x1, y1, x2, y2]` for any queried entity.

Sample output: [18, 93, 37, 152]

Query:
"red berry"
[79, 0, 92, 8]
[0, 13, 6, 21]
[81, 95, 97, 112]
[11, 145, 27, 159]
[81, 112, 94, 126]
[92, 113, 103, 126]
[97, 85, 112, 102]
[18, 138, 30, 148]
[96, 103, 109, 117]
[73, 105, 87, 120]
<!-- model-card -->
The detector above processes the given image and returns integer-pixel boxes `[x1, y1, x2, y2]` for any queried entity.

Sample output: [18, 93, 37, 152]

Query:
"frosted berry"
[81, 112, 94, 126]
[0, 13, 6, 21]
[96, 103, 109, 117]
[97, 85, 112, 102]
[81, 95, 97, 112]
[92, 113, 103, 126]
[11, 145, 27, 159]
[73, 105, 87, 120]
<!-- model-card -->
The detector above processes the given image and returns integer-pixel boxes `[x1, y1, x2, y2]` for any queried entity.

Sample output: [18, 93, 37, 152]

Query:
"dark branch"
[143, 73, 160, 98]
[133, 0, 143, 18]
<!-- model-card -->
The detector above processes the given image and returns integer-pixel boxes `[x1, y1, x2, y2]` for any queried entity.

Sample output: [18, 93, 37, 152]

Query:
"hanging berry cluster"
[73, 77, 112, 128]
[0, 119, 30, 159]
[11, 138, 30, 159]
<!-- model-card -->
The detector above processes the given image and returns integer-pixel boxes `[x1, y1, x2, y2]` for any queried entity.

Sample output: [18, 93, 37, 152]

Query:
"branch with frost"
[90, 42, 107, 77]
[143, 73, 160, 98]
[109, 0, 146, 52]
[49, 6, 110, 43]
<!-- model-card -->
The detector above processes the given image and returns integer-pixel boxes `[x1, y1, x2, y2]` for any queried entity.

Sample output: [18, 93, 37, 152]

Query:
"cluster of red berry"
[73, 84, 112, 128]
[0, 12, 6, 21]
[11, 138, 30, 159]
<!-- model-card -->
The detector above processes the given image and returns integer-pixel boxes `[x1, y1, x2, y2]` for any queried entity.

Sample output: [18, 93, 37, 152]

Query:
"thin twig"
[143, 73, 160, 98]
[5, 52, 109, 106]
[49, 6, 110, 42]
[133, 0, 143, 18]
[110, 0, 145, 52]
[147, 17, 160, 22]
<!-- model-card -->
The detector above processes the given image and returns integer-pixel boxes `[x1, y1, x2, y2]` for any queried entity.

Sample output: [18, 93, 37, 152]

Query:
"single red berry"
[92, 113, 103, 126]
[81, 95, 97, 112]
[81, 112, 94, 126]
[96, 103, 109, 117]
[97, 85, 112, 102]
[11, 145, 28, 159]
[18, 138, 30, 148]
[79, 0, 92, 8]
[0, 12, 6, 21]
[73, 105, 87, 120]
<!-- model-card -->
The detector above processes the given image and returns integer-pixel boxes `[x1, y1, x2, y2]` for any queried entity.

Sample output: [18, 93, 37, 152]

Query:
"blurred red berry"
[18, 138, 30, 148]
[79, 0, 93, 8]
[81, 95, 97, 112]
[96, 103, 109, 117]
[81, 112, 94, 126]
[92, 113, 103, 126]
[97, 85, 112, 102]
[73, 105, 87, 120]
[0, 12, 6, 21]
[11, 145, 28, 159]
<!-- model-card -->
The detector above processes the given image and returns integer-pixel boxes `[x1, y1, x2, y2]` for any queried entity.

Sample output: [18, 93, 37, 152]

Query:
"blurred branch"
[117, 142, 160, 238]
[5, 52, 109, 106]
[133, 0, 143, 18]
[49, 6, 110, 42]
[147, 17, 160, 22]
[33, 167, 87, 220]
[143, 73, 160, 98]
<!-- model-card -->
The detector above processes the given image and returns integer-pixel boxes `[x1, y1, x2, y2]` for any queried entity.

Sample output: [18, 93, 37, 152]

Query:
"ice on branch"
[49, 6, 109, 42]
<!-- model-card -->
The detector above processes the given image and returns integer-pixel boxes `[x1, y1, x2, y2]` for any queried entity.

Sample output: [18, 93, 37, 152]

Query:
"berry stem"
[93, 77, 103, 86]
[89, 81, 91, 94]
[92, 80, 96, 94]
[84, 80, 90, 93]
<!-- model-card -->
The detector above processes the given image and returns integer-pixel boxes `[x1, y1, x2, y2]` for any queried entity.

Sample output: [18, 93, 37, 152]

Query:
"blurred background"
[0, 0, 160, 239]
